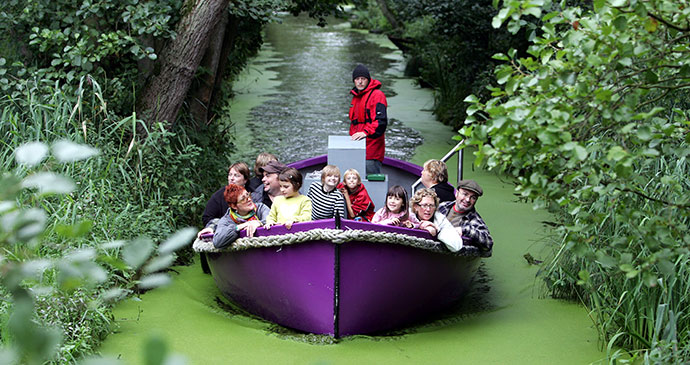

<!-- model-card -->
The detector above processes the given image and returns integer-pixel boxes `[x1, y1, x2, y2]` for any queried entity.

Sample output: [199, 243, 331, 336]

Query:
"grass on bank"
[0, 77, 226, 363]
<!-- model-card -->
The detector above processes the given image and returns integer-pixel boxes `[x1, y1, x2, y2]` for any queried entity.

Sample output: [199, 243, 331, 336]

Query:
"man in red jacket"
[349, 64, 388, 175]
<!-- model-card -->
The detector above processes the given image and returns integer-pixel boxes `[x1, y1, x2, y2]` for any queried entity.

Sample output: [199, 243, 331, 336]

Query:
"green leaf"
[122, 238, 155, 270]
[562, 142, 588, 160]
[144, 334, 169, 365]
[21, 172, 76, 194]
[15, 142, 48, 166]
[52, 140, 99, 162]
[642, 272, 658, 287]
[139, 273, 171, 289]
[636, 125, 652, 140]
[612, 15, 627, 31]
[492, 8, 511, 29]
[55, 220, 93, 238]
[144, 255, 176, 274]
[159, 227, 196, 255]
[606, 146, 627, 161]
[100, 288, 129, 303]
[595, 251, 617, 268]
[464, 94, 480, 103]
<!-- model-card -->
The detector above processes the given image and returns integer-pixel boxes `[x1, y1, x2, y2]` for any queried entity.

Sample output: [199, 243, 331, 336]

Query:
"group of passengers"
[197, 155, 493, 254]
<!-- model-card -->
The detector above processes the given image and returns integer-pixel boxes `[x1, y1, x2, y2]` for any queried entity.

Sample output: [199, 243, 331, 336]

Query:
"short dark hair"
[278, 167, 303, 191]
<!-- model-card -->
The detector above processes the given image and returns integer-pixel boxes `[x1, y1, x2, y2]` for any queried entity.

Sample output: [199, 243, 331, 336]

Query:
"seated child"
[371, 185, 420, 228]
[308, 164, 347, 220]
[337, 168, 375, 221]
[265, 168, 312, 230]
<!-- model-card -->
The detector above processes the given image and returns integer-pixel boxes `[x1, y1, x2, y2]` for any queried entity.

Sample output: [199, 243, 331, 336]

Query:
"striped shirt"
[307, 181, 347, 220]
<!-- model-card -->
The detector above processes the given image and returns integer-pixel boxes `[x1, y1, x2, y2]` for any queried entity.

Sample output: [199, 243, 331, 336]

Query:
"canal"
[99, 14, 606, 364]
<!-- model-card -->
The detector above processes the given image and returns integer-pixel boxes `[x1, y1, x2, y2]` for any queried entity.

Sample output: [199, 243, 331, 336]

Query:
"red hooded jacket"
[337, 182, 375, 221]
[349, 79, 388, 161]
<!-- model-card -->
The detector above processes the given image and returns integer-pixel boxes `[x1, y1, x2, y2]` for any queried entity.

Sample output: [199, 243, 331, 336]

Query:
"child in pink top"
[371, 185, 420, 228]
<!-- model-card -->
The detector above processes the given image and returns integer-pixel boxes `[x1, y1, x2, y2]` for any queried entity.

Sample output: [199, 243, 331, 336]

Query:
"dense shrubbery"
[0, 1, 272, 362]
[0, 78, 203, 363]
[463, 0, 690, 361]
[0, 0, 183, 115]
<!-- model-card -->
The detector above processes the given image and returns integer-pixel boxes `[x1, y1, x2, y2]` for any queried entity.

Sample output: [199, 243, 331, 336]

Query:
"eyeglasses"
[236, 194, 251, 204]
[418, 204, 435, 210]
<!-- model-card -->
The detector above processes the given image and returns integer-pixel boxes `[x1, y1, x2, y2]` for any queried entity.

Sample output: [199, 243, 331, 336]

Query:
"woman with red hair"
[197, 184, 270, 248]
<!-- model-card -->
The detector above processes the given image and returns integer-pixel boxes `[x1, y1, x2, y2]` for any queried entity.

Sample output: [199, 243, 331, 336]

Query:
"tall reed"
[0, 76, 211, 362]
[543, 145, 690, 362]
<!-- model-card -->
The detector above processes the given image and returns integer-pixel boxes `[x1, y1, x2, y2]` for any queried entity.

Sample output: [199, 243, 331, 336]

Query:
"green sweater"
[267, 194, 313, 225]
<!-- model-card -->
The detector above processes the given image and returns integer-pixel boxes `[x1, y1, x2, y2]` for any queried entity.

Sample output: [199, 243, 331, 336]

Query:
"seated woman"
[337, 168, 375, 221]
[202, 161, 254, 227]
[308, 165, 347, 220]
[265, 168, 312, 230]
[421, 159, 455, 203]
[410, 188, 462, 252]
[197, 184, 270, 249]
[371, 185, 419, 228]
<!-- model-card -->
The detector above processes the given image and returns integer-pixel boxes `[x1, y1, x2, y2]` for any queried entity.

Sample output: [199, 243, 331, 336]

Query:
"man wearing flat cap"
[438, 180, 493, 252]
[250, 160, 288, 208]
[349, 64, 388, 175]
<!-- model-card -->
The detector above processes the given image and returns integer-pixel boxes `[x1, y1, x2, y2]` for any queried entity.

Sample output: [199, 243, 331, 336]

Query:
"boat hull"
[206, 219, 481, 337]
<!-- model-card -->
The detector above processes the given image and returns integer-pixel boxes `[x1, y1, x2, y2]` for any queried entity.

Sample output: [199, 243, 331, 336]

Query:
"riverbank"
[99, 17, 606, 364]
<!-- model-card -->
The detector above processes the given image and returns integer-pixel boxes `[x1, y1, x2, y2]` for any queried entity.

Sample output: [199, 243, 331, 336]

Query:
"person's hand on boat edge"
[284, 220, 294, 230]
[401, 220, 415, 229]
[197, 227, 214, 241]
[419, 221, 438, 236]
[238, 220, 262, 237]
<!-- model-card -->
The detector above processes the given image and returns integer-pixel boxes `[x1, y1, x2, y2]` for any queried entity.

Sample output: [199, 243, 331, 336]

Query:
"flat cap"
[457, 179, 483, 196]
[259, 161, 287, 174]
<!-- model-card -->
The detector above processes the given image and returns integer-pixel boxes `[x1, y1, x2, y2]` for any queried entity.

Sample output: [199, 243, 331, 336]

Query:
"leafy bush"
[0, 0, 183, 114]
[0, 77, 205, 362]
[463, 0, 690, 361]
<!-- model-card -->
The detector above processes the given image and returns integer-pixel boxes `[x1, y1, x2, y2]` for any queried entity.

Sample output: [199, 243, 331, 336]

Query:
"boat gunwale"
[194, 218, 491, 257]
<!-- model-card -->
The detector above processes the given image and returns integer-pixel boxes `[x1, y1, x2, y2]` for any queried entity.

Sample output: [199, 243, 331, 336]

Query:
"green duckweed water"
[99, 15, 606, 364]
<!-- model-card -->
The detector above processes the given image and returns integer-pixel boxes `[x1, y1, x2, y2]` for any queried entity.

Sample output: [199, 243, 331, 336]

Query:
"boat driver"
[349, 64, 388, 175]
[438, 180, 493, 252]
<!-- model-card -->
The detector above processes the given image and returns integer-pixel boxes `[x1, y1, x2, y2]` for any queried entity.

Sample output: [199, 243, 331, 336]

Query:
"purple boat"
[194, 138, 491, 337]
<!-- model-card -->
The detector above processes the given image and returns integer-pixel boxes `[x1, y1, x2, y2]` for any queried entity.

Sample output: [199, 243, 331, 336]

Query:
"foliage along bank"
[351, 0, 689, 361]
[462, 0, 690, 362]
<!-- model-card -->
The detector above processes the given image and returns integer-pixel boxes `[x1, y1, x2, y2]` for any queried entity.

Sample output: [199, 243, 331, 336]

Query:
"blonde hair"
[423, 159, 448, 184]
[410, 188, 439, 210]
[254, 152, 278, 178]
[321, 165, 341, 183]
[343, 168, 362, 185]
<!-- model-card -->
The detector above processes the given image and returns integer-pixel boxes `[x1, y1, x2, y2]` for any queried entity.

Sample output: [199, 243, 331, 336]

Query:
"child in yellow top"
[265, 167, 312, 230]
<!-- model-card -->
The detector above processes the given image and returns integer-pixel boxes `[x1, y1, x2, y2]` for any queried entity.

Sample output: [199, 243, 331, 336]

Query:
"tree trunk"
[208, 14, 240, 117]
[188, 10, 229, 126]
[375, 0, 401, 31]
[136, 0, 230, 134]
